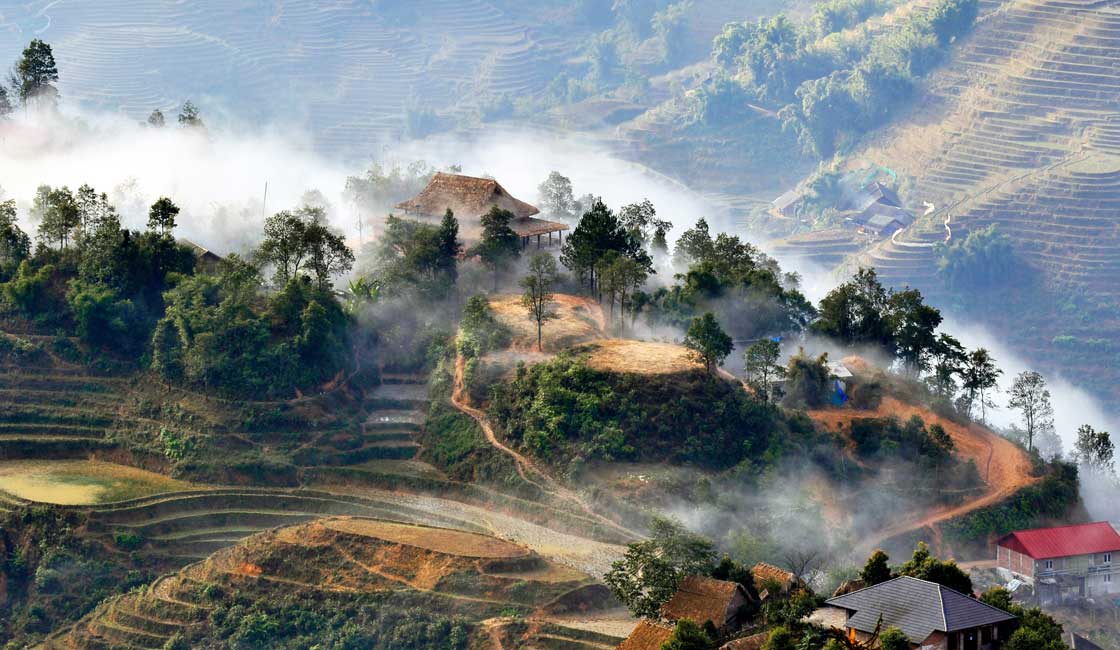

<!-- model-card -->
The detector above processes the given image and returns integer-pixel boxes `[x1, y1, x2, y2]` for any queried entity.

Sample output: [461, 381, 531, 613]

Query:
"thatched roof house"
[617, 620, 674, 650]
[395, 172, 568, 245]
[752, 563, 799, 599]
[396, 172, 540, 220]
[660, 576, 752, 634]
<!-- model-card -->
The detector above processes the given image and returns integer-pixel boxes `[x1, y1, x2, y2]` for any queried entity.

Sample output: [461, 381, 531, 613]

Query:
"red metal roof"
[997, 522, 1120, 559]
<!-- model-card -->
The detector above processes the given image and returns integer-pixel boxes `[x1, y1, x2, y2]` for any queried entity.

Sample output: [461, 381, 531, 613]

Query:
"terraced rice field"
[44, 516, 625, 650]
[0, 459, 195, 504]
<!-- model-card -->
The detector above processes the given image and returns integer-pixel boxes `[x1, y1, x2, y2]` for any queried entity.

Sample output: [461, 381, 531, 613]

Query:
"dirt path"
[450, 354, 640, 542]
[809, 396, 1038, 555]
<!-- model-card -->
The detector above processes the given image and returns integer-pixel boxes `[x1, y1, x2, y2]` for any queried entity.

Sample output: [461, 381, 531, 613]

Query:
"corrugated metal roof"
[826, 577, 1015, 643]
[997, 522, 1120, 560]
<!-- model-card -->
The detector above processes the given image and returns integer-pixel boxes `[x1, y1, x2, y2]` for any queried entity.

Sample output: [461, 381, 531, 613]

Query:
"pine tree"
[436, 208, 461, 286]
[148, 197, 180, 235]
[147, 109, 166, 127]
[474, 206, 520, 291]
[14, 39, 59, 105]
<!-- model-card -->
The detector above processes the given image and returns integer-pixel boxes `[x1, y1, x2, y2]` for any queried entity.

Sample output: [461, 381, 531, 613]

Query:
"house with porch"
[395, 172, 568, 248]
[996, 521, 1120, 605]
[814, 576, 1017, 650]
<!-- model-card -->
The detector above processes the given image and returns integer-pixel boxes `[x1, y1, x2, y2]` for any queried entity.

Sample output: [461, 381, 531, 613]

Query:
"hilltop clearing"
[45, 516, 631, 650]
[583, 339, 701, 375]
[487, 293, 604, 353]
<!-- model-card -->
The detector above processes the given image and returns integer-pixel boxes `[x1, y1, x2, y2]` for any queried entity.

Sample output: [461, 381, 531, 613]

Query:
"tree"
[743, 339, 784, 402]
[36, 186, 79, 249]
[147, 197, 180, 235]
[561, 199, 652, 296]
[961, 348, 1001, 422]
[178, 101, 204, 128]
[887, 288, 942, 375]
[0, 86, 12, 118]
[683, 313, 733, 374]
[147, 109, 166, 127]
[618, 198, 671, 246]
[1007, 370, 1053, 454]
[898, 542, 972, 594]
[604, 517, 718, 619]
[1074, 424, 1114, 472]
[436, 208, 461, 286]
[673, 218, 713, 267]
[474, 206, 521, 290]
[151, 318, 184, 385]
[303, 221, 355, 290]
[521, 253, 559, 352]
[879, 627, 909, 650]
[599, 253, 648, 326]
[258, 209, 312, 285]
[661, 620, 716, 650]
[14, 39, 59, 105]
[782, 348, 830, 408]
[859, 550, 892, 586]
[812, 267, 893, 352]
[537, 171, 577, 220]
[0, 200, 31, 275]
[929, 333, 966, 399]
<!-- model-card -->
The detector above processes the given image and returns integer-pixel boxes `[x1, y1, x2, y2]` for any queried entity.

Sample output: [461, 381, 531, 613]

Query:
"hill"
[44, 516, 627, 650]
[777, 0, 1120, 406]
[0, 0, 783, 158]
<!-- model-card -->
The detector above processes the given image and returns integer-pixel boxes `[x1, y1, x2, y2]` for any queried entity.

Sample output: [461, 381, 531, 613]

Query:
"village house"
[395, 172, 568, 248]
[771, 189, 806, 219]
[996, 521, 1120, 605]
[660, 575, 753, 636]
[813, 576, 1017, 650]
[841, 182, 915, 236]
[617, 620, 673, 650]
[179, 238, 223, 272]
[616, 576, 754, 650]
[752, 562, 799, 600]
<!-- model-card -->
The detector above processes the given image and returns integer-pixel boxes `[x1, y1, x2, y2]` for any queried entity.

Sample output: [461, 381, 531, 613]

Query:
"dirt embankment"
[809, 396, 1039, 553]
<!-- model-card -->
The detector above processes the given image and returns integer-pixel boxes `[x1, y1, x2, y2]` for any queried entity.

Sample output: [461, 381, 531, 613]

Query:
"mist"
[6, 101, 1116, 527]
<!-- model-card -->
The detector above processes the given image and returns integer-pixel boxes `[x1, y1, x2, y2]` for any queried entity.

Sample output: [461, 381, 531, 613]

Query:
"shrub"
[113, 531, 144, 550]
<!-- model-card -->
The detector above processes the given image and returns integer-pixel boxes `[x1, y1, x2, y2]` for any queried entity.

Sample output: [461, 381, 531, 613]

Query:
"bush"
[113, 531, 144, 550]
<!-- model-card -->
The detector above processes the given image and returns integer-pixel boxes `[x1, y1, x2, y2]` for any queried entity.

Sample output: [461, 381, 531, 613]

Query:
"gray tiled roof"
[826, 577, 1016, 643]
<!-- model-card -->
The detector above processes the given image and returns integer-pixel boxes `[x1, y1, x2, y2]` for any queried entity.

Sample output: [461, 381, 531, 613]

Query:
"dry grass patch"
[323, 517, 531, 559]
[583, 339, 701, 375]
[488, 294, 603, 352]
[0, 460, 196, 505]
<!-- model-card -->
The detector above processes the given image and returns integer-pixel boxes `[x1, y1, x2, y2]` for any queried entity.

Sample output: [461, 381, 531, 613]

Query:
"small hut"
[660, 576, 753, 636]
[179, 238, 223, 272]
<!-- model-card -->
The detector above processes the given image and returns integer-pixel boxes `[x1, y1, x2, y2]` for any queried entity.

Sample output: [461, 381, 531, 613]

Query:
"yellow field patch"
[324, 517, 531, 558]
[0, 460, 196, 505]
[488, 293, 603, 352]
[583, 339, 701, 375]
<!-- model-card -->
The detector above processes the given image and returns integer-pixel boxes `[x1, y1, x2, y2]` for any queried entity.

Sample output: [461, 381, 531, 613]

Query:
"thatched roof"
[509, 215, 569, 237]
[618, 620, 674, 650]
[752, 563, 797, 593]
[395, 172, 540, 220]
[660, 576, 746, 628]
[720, 632, 770, 650]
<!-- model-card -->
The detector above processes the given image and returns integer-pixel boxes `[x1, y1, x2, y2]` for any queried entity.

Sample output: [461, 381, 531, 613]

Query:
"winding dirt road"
[450, 352, 640, 542]
[809, 396, 1038, 555]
